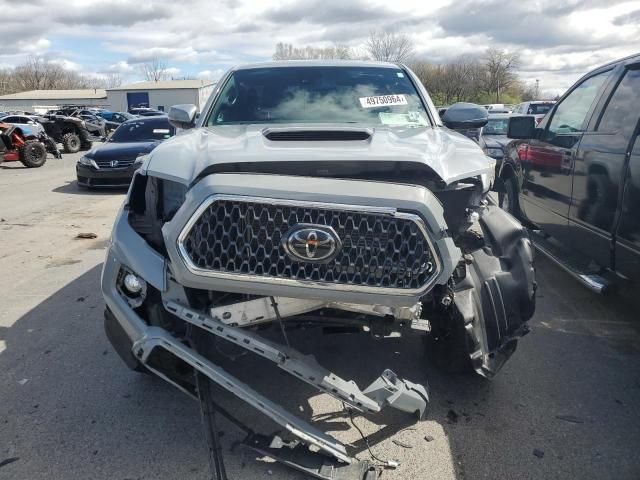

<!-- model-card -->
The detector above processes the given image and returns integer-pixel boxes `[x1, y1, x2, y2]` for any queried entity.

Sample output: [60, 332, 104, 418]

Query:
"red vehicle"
[0, 122, 47, 168]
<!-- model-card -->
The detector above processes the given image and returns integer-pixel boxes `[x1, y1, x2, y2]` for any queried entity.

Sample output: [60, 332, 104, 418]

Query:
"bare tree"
[365, 31, 414, 63]
[482, 48, 520, 103]
[104, 73, 123, 88]
[140, 56, 169, 82]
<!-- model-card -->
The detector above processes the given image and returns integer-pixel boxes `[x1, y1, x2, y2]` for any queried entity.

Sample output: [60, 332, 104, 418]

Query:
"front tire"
[499, 175, 520, 218]
[423, 309, 474, 374]
[19, 141, 47, 168]
[62, 132, 81, 153]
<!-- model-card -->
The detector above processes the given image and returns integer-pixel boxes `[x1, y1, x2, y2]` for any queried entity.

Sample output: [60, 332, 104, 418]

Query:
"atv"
[40, 114, 99, 154]
[0, 122, 48, 168]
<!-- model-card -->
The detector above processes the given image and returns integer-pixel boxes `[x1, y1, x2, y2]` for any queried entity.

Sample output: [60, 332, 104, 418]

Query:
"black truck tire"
[62, 132, 81, 153]
[423, 309, 474, 374]
[19, 141, 47, 168]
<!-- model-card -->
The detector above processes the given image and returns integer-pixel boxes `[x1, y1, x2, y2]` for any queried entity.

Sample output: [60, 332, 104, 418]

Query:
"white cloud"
[165, 67, 181, 76]
[0, 0, 638, 95]
[197, 69, 224, 81]
[49, 59, 82, 71]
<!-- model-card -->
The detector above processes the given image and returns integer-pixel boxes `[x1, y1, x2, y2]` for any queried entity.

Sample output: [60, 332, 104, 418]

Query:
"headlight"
[78, 155, 98, 168]
[160, 179, 187, 221]
[483, 147, 504, 159]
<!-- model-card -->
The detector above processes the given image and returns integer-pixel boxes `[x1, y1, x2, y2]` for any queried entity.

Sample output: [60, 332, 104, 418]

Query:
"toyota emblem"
[283, 225, 341, 263]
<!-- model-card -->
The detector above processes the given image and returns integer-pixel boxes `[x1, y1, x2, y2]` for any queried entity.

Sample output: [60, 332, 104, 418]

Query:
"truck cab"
[501, 53, 640, 288]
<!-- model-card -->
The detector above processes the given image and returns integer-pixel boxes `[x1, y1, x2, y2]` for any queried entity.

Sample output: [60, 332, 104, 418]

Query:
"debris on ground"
[555, 414, 584, 424]
[76, 296, 85, 302]
[392, 439, 413, 449]
[0, 457, 19, 469]
[446, 409, 459, 423]
[533, 449, 545, 459]
[17, 379, 29, 386]
[424, 435, 434, 442]
[75, 232, 97, 239]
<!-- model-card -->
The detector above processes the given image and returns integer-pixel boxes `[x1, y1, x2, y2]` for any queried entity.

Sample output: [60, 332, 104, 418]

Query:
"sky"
[0, 0, 639, 95]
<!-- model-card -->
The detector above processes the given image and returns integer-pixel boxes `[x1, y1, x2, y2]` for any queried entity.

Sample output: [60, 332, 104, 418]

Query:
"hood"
[145, 125, 494, 186]
[86, 140, 160, 160]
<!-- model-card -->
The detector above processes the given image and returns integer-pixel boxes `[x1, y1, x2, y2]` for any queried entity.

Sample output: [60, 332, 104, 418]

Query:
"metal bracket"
[133, 327, 353, 464]
[208, 296, 423, 328]
[165, 300, 429, 418]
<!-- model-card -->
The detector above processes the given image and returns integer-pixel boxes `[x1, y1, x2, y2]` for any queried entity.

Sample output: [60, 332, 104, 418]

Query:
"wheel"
[19, 141, 47, 168]
[62, 132, 81, 153]
[80, 140, 92, 151]
[499, 175, 520, 218]
[423, 309, 474, 374]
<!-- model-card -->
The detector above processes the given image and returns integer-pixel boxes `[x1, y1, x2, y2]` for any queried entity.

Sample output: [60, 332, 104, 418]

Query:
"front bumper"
[101, 205, 430, 463]
[76, 163, 136, 188]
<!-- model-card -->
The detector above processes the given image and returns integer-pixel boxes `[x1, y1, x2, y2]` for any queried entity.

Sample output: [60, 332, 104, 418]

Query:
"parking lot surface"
[1, 154, 639, 480]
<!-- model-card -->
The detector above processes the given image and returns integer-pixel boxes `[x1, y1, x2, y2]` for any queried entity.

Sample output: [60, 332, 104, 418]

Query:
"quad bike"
[40, 114, 99, 154]
[0, 123, 49, 168]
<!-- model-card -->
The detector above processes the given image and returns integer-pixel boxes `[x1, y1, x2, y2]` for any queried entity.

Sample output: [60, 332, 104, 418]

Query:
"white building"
[106, 80, 216, 113]
[0, 89, 107, 113]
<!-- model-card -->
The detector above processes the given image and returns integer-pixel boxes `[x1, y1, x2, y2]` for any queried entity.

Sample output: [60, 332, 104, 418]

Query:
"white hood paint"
[145, 125, 495, 186]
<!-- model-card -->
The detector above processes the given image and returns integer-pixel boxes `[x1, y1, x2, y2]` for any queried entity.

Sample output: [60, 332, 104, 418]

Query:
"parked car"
[76, 115, 174, 188]
[102, 61, 535, 474]
[109, 111, 136, 125]
[500, 53, 640, 292]
[129, 107, 164, 116]
[512, 100, 556, 124]
[479, 113, 511, 171]
[0, 122, 48, 167]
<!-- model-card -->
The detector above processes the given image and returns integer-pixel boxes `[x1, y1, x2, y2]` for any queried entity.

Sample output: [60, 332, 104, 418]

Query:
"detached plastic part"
[362, 370, 429, 419]
[245, 434, 378, 480]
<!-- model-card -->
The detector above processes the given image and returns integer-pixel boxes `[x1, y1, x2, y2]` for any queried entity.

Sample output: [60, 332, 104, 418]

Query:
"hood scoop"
[263, 128, 371, 142]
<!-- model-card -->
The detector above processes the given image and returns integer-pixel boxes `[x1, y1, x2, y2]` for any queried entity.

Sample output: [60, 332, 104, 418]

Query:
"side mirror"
[441, 102, 488, 129]
[507, 116, 536, 139]
[168, 104, 198, 130]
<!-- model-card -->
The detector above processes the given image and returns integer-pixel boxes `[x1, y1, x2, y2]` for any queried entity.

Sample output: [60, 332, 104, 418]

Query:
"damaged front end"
[102, 161, 535, 474]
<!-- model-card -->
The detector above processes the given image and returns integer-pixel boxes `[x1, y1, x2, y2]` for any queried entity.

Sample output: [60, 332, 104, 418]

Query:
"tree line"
[273, 32, 550, 105]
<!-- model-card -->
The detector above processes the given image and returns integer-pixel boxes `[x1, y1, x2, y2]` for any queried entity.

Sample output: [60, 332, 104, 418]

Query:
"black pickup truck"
[500, 53, 640, 292]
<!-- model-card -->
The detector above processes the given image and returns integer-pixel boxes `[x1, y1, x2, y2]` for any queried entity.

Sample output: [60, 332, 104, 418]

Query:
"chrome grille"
[180, 197, 438, 291]
[95, 158, 135, 169]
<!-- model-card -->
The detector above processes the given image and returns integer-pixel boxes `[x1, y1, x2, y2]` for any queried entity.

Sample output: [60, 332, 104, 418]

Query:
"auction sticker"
[359, 94, 408, 108]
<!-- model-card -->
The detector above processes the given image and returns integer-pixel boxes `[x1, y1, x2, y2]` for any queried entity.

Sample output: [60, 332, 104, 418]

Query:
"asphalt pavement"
[1, 152, 639, 480]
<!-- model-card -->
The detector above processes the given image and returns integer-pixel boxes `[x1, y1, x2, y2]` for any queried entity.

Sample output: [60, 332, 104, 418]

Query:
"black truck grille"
[180, 198, 437, 290]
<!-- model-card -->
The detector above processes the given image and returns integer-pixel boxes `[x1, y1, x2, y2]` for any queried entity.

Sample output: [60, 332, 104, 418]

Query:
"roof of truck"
[234, 60, 401, 70]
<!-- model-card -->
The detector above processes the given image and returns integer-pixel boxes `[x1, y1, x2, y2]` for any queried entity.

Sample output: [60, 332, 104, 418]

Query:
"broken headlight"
[160, 179, 187, 222]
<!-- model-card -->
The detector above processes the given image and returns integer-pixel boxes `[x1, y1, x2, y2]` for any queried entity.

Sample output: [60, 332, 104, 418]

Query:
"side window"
[208, 76, 237, 125]
[547, 71, 610, 136]
[597, 68, 640, 142]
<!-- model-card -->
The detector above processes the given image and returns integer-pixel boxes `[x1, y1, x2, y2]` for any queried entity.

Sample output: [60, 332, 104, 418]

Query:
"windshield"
[483, 117, 509, 135]
[527, 103, 553, 115]
[109, 120, 175, 142]
[206, 66, 430, 127]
